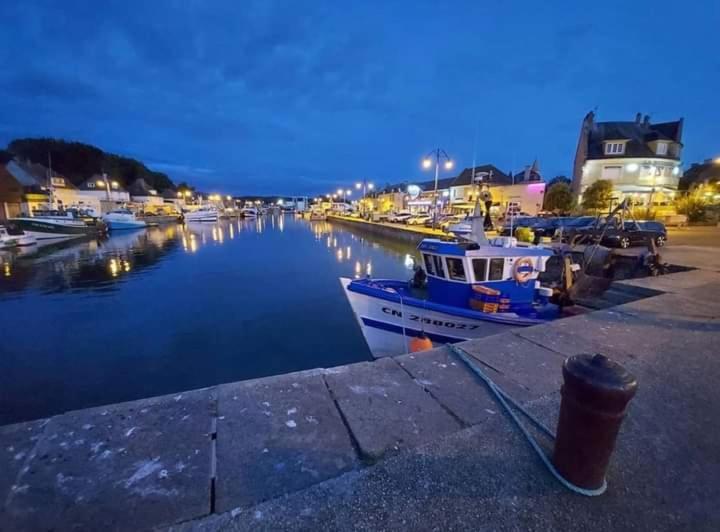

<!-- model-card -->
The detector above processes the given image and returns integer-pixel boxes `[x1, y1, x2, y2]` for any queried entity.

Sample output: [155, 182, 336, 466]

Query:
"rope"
[399, 293, 409, 354]
[447, 343, 607, 496]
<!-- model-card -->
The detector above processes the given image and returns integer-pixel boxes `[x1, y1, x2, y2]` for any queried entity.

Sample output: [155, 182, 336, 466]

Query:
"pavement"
[2, 249, 720, 530]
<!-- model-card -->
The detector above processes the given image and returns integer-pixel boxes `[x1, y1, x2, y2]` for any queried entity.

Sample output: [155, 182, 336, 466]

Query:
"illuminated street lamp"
[422, 148, 454, 229]
[355, 179, 375, 215]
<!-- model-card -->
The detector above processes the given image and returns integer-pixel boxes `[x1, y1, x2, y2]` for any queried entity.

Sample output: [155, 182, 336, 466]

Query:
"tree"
[581, 179, 613, 212]
[543, 182, 574, 212]
[547, 175, 571, 187]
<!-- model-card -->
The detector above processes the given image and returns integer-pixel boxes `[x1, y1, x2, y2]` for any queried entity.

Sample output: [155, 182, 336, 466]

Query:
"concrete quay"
[2, 262, 720, 530]
[327, 214, 450, 243]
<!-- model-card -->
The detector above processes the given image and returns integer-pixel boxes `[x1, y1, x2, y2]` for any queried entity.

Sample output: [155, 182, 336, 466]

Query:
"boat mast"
[47, 152, 55, 209]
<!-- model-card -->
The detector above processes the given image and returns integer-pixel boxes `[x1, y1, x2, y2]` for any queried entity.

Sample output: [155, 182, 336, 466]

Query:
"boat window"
[472, 258, 487, 282]
[446, 257, 466, 281]
[488, 258, 505, 281]
[423, 253, 436, 275]
[433, 255, 446, 278]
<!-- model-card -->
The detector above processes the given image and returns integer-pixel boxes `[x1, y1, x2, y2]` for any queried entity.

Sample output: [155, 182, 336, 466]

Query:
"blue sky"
[1, 1, 718, 195]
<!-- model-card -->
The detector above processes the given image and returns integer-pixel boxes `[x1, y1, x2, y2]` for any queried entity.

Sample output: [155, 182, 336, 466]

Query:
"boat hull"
[340, 277, 522, 358]
[106, 221, 147, 230]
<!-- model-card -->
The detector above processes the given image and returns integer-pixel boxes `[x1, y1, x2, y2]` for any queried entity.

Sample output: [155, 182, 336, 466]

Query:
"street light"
[422, 148, 453, 229]
[355, 179, 375, 216]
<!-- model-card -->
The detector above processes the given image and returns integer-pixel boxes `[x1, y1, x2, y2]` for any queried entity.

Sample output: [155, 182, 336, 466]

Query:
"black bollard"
[553, 354, 638, 491]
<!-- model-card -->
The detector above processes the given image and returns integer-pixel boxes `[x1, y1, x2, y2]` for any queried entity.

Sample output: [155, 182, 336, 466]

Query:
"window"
[604, 142, 625, 155]
[433, 255, 446, 278]
[51, 177, 65, 187]
[656, 142, 668, 156]
[488, 258, 505, 281]
[472, 258, 487, 282]
[446, 258, 466, 281]
[423, 254, 435, 275]
[87, 182, 95, 189]
[601, 166, 622, 179]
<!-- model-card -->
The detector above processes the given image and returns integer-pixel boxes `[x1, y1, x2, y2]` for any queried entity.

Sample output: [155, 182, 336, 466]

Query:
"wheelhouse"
[417, 238, 553, 310]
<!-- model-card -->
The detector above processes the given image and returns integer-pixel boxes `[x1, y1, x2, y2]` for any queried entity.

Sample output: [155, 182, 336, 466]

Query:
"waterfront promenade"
[2, 251, 719, 530]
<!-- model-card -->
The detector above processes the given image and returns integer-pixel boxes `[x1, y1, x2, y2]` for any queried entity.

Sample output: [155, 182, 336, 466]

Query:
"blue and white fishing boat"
[102, 209, 148, 231]
[340, 219, 562, 358]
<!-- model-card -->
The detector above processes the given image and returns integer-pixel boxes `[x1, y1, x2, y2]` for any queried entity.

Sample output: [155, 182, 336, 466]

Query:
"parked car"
[574, 220, 667, 248]
[498, 217, 542, 236]
[406, 214, 432, 226]
[387, 211, 413, 223]
[554, 216, 604, 242]
[437, 214, 467, 231]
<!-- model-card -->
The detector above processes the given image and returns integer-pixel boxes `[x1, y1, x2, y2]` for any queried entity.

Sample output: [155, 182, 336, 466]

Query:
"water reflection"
[0, 214, 421, 424]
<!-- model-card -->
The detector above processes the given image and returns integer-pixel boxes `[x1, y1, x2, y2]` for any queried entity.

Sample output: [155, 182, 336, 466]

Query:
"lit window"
[601, 166, 622, 179]
[488, 258, 505, 281]
[446, 258, 466, 281]
[87, 182, 95, 189]
[656, 142, 668, 156]
[604, 142, 625, 155]
[433, 256, 446, 278]
[423, 254, 435, 276]
[472, 258, 487, 282]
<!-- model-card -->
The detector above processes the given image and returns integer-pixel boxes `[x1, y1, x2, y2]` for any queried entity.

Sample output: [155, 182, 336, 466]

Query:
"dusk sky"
[1, 1, 718, 195]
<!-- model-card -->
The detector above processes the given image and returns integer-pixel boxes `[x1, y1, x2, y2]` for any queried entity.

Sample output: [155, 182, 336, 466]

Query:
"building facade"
[571, 111, 683, 208]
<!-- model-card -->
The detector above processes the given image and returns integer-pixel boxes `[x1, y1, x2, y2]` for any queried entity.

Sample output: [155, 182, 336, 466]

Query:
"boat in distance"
[340, 233, 562, 358]
[102, 209, 148, 231]
[184, 206, 219, 222]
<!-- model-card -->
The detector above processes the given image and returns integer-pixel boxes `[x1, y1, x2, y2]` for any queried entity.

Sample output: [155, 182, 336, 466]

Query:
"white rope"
[448, 343, 607, 497]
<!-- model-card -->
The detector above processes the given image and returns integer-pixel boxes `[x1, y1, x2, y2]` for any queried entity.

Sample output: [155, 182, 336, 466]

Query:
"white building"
[571, 111, 683, 208]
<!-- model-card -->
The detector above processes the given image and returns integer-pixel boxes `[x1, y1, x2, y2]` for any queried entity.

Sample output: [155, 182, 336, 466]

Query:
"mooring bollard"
[553, 353, 638, 491]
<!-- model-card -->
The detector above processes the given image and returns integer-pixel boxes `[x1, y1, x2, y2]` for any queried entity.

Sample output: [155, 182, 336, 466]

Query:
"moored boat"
[184, 206, 219, 222]
[340, 229, 562, 358]
[102, 209, 148, 231]
[240, 207, 258, 218]
[10, 211, 101, 240]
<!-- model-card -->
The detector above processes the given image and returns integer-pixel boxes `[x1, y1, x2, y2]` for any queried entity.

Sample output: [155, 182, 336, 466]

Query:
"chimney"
[635, 112, 642, 124]
[643, 114, 650, 126]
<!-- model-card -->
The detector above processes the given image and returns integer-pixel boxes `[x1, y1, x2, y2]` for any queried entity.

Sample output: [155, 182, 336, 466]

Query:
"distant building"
[571, 111, 683, 208]
[128, 178, 164, 208]
[680, 159, 720, 202]
[77, 175, 131, 212]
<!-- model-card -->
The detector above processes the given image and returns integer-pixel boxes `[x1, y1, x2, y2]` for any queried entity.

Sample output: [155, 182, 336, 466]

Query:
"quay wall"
[327, 215, 446, 244]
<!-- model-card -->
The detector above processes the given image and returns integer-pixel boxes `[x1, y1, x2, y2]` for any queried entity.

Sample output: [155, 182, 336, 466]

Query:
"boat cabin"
[417, 238, 553, 312]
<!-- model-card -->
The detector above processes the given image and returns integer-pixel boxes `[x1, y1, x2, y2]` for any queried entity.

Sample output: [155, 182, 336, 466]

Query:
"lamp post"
[422, 149, 453, 229]
[355, 180, 375, 215]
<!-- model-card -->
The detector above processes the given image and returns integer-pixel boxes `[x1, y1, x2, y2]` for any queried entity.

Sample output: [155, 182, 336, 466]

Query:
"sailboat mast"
[47, 152, 55, 209]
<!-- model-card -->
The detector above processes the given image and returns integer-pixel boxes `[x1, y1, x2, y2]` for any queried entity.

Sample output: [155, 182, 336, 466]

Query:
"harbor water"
[0, 215, 419, 425]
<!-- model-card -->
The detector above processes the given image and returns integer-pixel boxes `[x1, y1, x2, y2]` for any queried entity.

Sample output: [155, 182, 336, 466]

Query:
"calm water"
[0, 215, 418, 424]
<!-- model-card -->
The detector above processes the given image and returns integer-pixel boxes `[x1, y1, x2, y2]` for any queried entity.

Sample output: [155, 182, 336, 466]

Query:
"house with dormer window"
[571, 111, 683, 208]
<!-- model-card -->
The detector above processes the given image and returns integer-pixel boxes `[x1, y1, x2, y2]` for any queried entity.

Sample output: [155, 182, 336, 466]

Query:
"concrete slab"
[395, 346, 535, 427]
[616, 291, 720, 320]
[660, 245, 720, 271]
[617, 269, 720, 292]
[515, 310, 639, 365]
[170, 336, 720, 531]
[214, 369, 358, 512]
[459, 333, 567, 398]
[0, 419, 47, 510]
[324, 357, 461, 460]
[3, 388, 215, 531]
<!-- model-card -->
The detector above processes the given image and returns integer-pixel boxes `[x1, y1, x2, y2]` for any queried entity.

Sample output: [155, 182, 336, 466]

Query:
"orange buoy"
[409, 334, 433, 353]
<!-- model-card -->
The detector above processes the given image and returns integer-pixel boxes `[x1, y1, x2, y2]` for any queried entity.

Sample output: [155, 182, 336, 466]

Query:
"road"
[667, 225, 720, 247]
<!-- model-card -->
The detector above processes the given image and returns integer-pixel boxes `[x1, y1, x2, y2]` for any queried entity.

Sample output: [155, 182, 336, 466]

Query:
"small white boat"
[240, 207, 258, 218]
[0, 226, 19, 249]
[184, 206, 219, 222]
[102, 209, 148, 231]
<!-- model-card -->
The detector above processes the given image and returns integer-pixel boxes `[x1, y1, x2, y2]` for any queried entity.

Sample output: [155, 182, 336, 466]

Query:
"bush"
[675, 195, 707, 223]
[581, 180, 614, 212]
[543, 182, 575, 213]
[515, 226, 534, 243]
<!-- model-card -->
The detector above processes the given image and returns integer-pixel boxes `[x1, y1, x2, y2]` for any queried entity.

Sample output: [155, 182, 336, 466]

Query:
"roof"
[5, 160, 44, 187]
[128, 178, 157, 196]
[452, 165, 513, 186]
[587, 118, 683, 160]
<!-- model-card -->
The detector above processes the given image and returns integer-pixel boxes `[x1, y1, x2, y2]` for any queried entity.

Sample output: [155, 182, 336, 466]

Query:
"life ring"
[513, 257, 534, 283]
